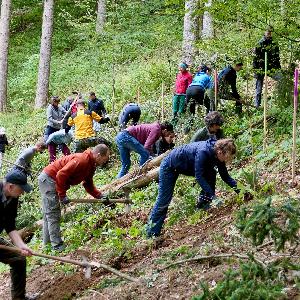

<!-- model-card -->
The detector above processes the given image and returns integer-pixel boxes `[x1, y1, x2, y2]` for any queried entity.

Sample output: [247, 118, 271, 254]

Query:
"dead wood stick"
[0, 245, 139, 283]
[159, 253, 267, 271]
[89, 261, 139, 283]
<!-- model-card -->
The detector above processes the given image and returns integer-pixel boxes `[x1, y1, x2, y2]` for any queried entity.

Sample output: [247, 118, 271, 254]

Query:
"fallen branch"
[158, 252, 267, 271]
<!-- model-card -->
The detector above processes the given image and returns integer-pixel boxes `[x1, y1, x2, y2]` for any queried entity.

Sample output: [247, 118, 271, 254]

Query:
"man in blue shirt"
[146, 138, 238, 237]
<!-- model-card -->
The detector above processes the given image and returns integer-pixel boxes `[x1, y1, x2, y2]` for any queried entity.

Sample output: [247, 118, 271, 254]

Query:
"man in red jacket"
[38, 144, 110, 251]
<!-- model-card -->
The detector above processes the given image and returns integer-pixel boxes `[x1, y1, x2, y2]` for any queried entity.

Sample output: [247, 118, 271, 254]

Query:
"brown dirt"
[0, 200, 298, 300]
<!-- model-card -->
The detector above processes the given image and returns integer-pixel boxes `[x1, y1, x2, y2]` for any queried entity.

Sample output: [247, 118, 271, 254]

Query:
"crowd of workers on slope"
[0, 27, 279, 300]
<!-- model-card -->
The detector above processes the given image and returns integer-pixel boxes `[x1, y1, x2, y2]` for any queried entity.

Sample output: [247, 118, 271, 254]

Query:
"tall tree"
[202, 0, 214, 39]
[96, 0, 106, 33]
[35, 0, 55, 108]
[182, 0, 199, 65]
[0, 0, 12, 112]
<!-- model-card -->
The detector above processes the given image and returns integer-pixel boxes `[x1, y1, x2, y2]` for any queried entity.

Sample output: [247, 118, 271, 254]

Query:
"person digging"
[0, 169, 38, 300]
[146, 139, 239, 238]
[38, 144, 110, 252]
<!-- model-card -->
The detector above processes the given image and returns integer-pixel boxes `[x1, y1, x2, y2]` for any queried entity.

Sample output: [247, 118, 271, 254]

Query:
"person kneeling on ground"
[146, 138, 238, 238]
[38, 144, 110, 251]
[118, 103, 141, 130]
[191, 111, 224, 142]
[0, 170, 38, 300]
[153, 132, 175, 156]
[116, 122, 174, 178]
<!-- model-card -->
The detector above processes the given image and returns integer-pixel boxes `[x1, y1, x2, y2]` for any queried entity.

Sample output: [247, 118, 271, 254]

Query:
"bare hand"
[20, 245, 33, 256]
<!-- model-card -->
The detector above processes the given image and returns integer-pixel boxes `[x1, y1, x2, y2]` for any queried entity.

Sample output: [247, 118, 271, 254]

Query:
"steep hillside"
[0, 0, 299, 299]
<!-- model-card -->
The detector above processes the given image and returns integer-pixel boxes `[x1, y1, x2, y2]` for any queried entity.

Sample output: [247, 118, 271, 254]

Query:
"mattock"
[0, 245, 139, 283]
[123, 187, 131, 213]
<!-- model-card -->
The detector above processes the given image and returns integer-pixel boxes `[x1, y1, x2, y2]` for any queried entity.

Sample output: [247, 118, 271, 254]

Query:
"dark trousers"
[0, 238, 27, 300]
[147, 158, 179, 237]
[186, 86, 210, 114]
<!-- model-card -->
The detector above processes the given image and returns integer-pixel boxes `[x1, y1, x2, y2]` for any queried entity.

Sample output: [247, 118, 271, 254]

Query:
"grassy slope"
[0, 0, 299, 298]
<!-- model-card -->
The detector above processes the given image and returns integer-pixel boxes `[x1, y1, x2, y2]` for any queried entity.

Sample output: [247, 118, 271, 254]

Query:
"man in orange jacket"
[38, 144, 110, 251]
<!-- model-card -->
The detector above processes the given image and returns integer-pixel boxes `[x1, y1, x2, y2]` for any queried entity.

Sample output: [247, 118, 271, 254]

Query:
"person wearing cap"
[67, 99, 110, 153]
[0, 170, 38, 300]
[191, 111, 224, 142]
[172, 63, 193, 125]
[118, 103, 141, 130]
[0, 127, 8, 172]
[218, 62, 243, 114]
[38, 144, 110, 251]
[45, 96, 70, 162]
[253, 27, 281, 107]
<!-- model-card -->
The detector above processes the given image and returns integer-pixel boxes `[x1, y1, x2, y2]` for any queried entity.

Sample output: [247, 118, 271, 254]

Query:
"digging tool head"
[123, 188, 131, 213]
[82, 256, 91, 279]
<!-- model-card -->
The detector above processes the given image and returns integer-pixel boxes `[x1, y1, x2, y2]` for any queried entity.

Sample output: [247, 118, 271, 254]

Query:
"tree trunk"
[35, 0, 55, 109]
[96, 0, 106, 33]
[202, 0, 213, 39]
[0, 0, 12, 112]
[182, 0, 199, 65]
[100, 151, 170, 193]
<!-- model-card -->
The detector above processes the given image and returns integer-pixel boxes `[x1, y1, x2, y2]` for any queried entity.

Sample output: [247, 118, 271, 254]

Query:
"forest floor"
[0, 174, 299, 300]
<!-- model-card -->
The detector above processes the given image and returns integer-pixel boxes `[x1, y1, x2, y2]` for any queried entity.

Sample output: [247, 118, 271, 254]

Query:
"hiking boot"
[52, 243, 65, 252]
[196, 200, 211, 211]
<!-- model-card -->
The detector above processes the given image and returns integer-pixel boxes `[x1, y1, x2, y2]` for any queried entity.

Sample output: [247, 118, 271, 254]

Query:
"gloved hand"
[97, 193, 110, 205]
[99, 116, 110, 124]
[60, 196, 70, 206]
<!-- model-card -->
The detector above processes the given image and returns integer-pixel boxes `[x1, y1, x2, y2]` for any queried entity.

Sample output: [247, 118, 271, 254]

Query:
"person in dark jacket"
[146, 139, 238, 237]
[0, 170, 38, 300]
[253, 27, 281, 107]
[118, 103, 141, 130]
[218, 62, 243, 114]
[0, 127, 8, 172]
[153, 132, 175, 156]
[191, 111, 224, 142]
[88, 92, 106, 116]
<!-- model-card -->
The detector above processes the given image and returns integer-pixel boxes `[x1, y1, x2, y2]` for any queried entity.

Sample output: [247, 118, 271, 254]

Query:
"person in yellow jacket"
[67, 100, 110, 152]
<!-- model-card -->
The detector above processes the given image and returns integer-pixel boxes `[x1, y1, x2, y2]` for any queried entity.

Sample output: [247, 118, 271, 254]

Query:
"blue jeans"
[116, 131, 149, 178]
[146, 158, 179, 237]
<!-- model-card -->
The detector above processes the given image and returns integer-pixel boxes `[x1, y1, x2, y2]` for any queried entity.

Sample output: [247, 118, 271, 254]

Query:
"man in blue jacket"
[146, 138, 238, 237]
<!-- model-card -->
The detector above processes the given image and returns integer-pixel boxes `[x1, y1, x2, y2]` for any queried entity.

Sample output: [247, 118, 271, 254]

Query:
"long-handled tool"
[68, 197, 132, 205]
[0, 245, 139, 283]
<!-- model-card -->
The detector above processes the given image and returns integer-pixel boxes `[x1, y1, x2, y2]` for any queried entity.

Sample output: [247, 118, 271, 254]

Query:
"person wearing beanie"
[172, 63, 193, 125]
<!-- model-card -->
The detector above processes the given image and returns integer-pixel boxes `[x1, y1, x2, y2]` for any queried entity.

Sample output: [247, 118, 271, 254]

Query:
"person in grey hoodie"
[45, 96, 69, 162]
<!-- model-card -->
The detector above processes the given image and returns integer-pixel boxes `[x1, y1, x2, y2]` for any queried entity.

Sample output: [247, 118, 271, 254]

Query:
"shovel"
[0, 245, 139, 282]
